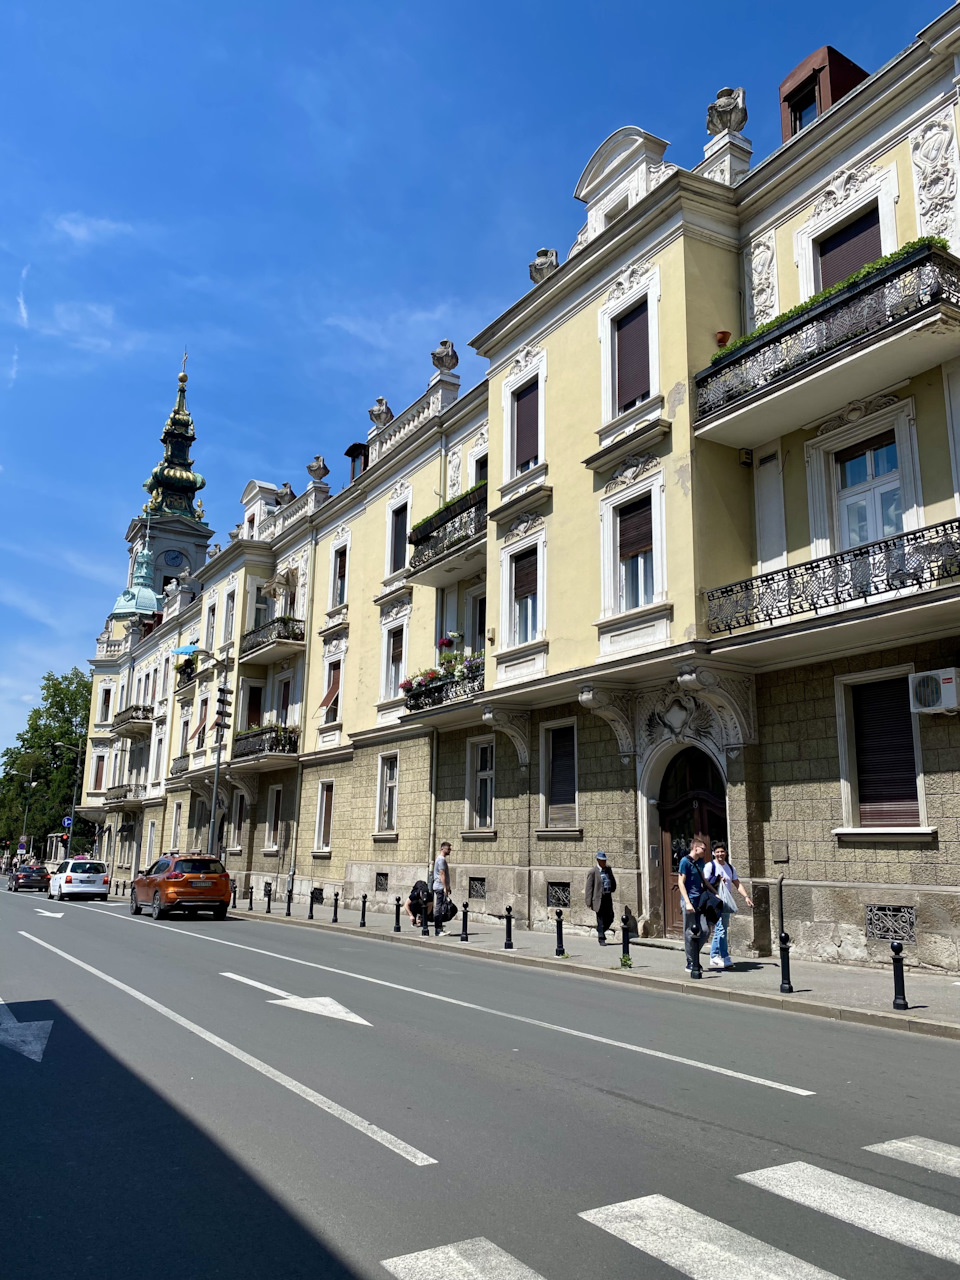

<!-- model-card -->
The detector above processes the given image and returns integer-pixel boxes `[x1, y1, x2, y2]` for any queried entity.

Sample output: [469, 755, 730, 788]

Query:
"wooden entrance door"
[658, 747, 727, 936]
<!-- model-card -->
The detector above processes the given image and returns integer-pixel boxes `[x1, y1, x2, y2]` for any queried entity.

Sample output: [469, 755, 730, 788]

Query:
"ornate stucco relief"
[746, 233, 778, 327]
[604, 453, 660, 494]
[910, 109, 960, 250]
[811, 162, 881, 219]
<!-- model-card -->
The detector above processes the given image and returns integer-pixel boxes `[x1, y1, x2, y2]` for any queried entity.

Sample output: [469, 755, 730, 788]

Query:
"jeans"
[682, 906, 704, 970]
[711, 909, 732, 962]
[433, 887, 447, 934]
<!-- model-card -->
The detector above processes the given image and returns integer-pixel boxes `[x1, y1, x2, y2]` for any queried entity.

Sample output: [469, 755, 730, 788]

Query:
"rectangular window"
[315, 782, 334, 851]
[99, 688, 111, 723]
[179, 719, 190, 756]
[817, 205, 882, 290]
[375, 871, 389, 892]
[514, 382, 539, 474]
[193, 698, 208, 750]
[545, 724, 577, 828]
[224, 592, 236, 641]
[474, 455, 488, 487]
[161, 660, 169, 699]
[333, 547, 348, 606]
[268, 786, 283, 848]
[789, 79, 818, 134]
[247, 685, 263, 729]
[470, 739, 495, 830]
[835, 430, 902, 549]
[146, 821, 156, 862]
[378, 755, 398, 832]
[135, 677, 142, 706]
[618, 494, 654, 610]
[233, 792, 245, 847]
[254, 587, 269, 630]
[152, 737, 163, 782]
[547, 881, 571, 908]
[468, 876, 486, 899]
[615, 301, 650, 415]
[471, 593, 487, 654]
[278, 679, 292, 726]
[387, 627, 404, 698]
[205, 606, 216, 651]
[92, 755, 105, 791]
[390, 504, 408, 575]
[320, 661, 341, 723]
[512, 547, 538, 645]
[852, 678, 919, 826]
[171, 802, 182, 851]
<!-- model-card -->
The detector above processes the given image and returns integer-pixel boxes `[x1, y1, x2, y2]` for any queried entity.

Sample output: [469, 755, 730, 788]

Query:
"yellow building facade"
[82, 8, 960, 968]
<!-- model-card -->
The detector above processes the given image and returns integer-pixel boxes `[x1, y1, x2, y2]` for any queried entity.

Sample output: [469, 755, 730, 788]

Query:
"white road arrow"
[0, 996, 53, 1062]
[221, 972, 370, 1025]
[35, 909, 64, 918]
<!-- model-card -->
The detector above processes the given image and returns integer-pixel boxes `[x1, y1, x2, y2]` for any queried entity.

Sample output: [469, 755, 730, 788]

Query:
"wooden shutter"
[514, 382, 539, 470]
[618, 495, 653, 560]
[391, 505, 407, 573]
[616, 301, 650, 414]
[190, 700, 208, 741]
[319, 662, 341, 710]
[852, 677, 920, 826]
[513, 548, 537, 600]
[547, 725, 577, 828]
[818, 206, 882, 290]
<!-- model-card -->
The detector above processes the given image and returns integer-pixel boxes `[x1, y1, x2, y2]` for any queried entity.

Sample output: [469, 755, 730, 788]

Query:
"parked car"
[48, 859, 110, 901]
[7, 865, 51, 893]
[130, 856, 231, 920]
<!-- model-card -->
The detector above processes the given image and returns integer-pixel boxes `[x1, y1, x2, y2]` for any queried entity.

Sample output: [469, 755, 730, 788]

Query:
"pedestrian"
[403, 879, 433, 927]
[677, 836, 710, 972]
[585, 851, 617, 945]
[703, 841, 753, 969]
[432, 841, 451, 936]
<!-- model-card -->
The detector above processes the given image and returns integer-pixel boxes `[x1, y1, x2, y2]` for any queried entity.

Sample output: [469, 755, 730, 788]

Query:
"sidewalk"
[221, 893, 960, 1039]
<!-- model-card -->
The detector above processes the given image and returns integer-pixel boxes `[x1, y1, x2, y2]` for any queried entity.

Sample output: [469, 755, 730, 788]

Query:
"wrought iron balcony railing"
[238, 616, 306, 658]
[176, 660, 197, 690]
[105, 782, 147, 802]
[170, 754, 190, 776]
[112, 704, 153, 729]
[232, 725, 300, 760]
[706, 518, 960, 633]
[695, 245, 960, 420]
[408, 485, 487, 571]
[404, 671, 485, 712]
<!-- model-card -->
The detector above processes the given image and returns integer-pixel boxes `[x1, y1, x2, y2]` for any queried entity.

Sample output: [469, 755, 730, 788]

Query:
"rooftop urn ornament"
[529, 248, 559, 284]
[706, 87, 747, 136]
[368, 397, 394, 429]
[431, 339, 459, 372]
[306, 455, 330, 482]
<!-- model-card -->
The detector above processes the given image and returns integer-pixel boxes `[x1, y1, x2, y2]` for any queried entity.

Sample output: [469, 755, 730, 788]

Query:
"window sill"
[372, 831, 399, 843]
[374, 575, 411, 607]
[596, 601, 672, 657]
[460, 829, 497, 841]
[261, 848, 280, 858]
[498, 460, 549, 503]
[488, 482, 552, 526]
[311, 849, 333, 859]
[225, 846, 241, 855]
[495, 639, 548, 685]
[833, 826, 937, 842]
[586, 409, 670, 471]
[536, 827, 584, 840]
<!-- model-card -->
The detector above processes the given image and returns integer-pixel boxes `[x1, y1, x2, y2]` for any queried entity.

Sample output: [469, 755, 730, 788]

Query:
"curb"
[225, 910, 960, 1042]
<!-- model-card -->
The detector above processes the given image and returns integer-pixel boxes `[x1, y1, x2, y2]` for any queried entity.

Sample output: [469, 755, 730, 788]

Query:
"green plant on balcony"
[410, 483, 486, 537]
[400, 650, 485, 694]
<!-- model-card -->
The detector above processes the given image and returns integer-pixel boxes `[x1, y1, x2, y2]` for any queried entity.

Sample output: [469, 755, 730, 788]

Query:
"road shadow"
[0, 999, 365, 1280]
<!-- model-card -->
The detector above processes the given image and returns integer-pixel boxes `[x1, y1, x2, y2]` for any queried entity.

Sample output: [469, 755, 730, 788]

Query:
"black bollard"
[332, 891, 339, 923]
[308, 887, 316, 921]
[778, 930, 794, 994]
[555, 909, 565, 957]
[621, 911, 631, 961]
[504, 904, 514, 950]
[393, 896, 402, 933]
[285, 888, 293, 918]
[360, 893, 367, 927]
[231, 880, 237, 909]
[122, 880, 126, 896]
[248, 884, 254, 912]
[689, 919, 703, 979]
[420, 903, 430, 936]
[460, 902, 469, 943]
[265, 883, 272, 914]
[891, 940, 909, 1011]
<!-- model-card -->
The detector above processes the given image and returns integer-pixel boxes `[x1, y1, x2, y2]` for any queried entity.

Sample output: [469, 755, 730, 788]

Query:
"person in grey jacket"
[585, 851, 617, 945]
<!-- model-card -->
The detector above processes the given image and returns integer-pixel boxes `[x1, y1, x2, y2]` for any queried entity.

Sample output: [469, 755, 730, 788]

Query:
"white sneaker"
[709, 956, 725, 968]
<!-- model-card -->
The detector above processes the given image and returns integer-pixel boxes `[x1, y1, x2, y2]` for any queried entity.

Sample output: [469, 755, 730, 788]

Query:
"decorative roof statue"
[431, 339, 459, 372]
[306, 455, 330, 482]
[529, 248, 559, 284]
[142, 355, 207, 521]
[706, 87, 747, 136]
[276, 481, 296, 507]
[368, 397, 394, 429]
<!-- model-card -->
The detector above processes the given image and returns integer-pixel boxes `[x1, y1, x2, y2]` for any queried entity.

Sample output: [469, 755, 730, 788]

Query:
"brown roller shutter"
[818, 206, 882, 290]
[618, 495, 653, 559]
[514, 382, 539, 470]
[548, 725, 577, 827]
[513, 547, 537, 600]
[391, 505, 408, 573]
[852, 677, 920, 826]
[833, 429, 895, 468]
[616, 301, 650, 414]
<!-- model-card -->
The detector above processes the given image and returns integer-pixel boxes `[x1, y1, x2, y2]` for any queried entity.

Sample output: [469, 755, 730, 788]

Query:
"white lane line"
[221, 971, 370, 1024]
[865, 1136, 960, 1179]
[382, 1237, 546, 1280]
[71, 905, 814, 1096]
[739, 1162, 960, 1264]
[17, 931, 434, 1167]
[580, 1195, 842, 1280]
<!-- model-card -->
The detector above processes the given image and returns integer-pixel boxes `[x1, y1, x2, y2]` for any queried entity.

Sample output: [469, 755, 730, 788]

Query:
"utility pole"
[55, 742, 83, 860]
[207, 680, 232, 861]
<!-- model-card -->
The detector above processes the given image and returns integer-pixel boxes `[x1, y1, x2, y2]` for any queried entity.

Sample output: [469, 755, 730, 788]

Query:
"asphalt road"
[2, 889, 958, 1280]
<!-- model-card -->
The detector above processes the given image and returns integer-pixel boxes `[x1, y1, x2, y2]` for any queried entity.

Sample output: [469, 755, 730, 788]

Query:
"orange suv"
[131, 856, 231, 920]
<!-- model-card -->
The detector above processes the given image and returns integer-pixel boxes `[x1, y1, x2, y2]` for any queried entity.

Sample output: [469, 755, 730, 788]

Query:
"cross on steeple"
[181, 348, 188, 375]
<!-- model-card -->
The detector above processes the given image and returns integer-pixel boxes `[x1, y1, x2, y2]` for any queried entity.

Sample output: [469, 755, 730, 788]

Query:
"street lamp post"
[55, 742, 83, 860]
[172, 645, 231, 863]
[16, 769, 38, 860]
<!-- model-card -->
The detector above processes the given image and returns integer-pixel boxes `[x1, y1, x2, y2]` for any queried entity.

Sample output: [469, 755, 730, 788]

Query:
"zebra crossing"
[380, 1135, 960, 1279]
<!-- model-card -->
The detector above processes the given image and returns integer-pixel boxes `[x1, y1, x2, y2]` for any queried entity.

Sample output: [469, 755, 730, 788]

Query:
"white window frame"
[597, 261, 661, 426]
[501, 348, 547, 483]
[467, 427, 489, 487]
[805, 397, 922, 559]
[230, 791, 245, 849]
[223, 591, 236, 643]
[499, 526, 547, 651]
[380, 620, 408, 702]
[329, 527, 351, 609]
[313, 779, 335, 852]
[794, 163, 899, 300]
[599, 468, 665, 619]
[384, 484, 412, 580]
[265, 784, 283, 851]
[145, 820, 156, 863]
[834, 663, 929, 834]
[465, 736, 495, 831]
[465, 585, 487, 655]
[539, 717, 579, 830]
[376, 753, 399, 833]
[241, 679, 267, 731]
[205, 603, 217, 652]
[754, 442, 788, 573]
[152, 736, 164, 782]
[320, 653, 343, 725]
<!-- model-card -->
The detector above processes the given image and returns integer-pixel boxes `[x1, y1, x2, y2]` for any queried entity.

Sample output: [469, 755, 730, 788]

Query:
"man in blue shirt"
[677, 836, 709, 972]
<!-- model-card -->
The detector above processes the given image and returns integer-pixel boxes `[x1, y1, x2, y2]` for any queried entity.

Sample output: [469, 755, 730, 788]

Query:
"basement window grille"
[375, 872, 389, 893]
[865, 904, 916, 943]
[468, 876, 487, 900]
[547, 881, 571, 909]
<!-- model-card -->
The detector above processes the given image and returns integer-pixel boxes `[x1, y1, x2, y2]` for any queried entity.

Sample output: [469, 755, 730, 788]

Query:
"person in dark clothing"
[677, 836, 709, 972]
[585, 851, 617, 945]
[404, 880, 433, 926]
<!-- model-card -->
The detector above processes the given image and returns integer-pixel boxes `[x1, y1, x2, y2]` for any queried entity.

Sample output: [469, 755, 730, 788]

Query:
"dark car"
[7, 865, 51, 893]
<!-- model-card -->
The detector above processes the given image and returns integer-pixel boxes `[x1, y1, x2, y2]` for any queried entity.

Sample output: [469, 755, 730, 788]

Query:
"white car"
[49, 859, 111, 901]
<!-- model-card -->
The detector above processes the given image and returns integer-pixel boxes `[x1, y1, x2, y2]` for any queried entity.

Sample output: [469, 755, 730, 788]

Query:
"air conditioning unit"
[909, 669, 960, 713]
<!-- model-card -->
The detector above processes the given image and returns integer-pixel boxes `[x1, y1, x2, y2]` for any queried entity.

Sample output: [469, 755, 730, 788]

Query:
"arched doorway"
[658, 746, 727, 936]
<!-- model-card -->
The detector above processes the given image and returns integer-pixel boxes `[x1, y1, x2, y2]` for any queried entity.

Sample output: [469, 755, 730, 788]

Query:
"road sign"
[62, 817, 72, 828]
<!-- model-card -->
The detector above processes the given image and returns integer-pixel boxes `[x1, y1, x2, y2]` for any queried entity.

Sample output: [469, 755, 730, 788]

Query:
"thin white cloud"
[323, 302, 458, 354]
[53, 212, 134, 245]
[16, 264, 29, 328]
[7, 345, 17, 387]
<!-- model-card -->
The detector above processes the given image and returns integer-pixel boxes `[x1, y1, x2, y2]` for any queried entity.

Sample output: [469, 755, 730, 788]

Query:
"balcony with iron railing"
[103, 782, 147, 808]
[238, 616, 306, 663]
[404, 666, 485, 713]
[705, 517, 960, 634]
[111, 704, 154, 738]
[694, 243, 960, 446]
[170, 754, 190, 776]
[231, 724, 300, 769]
[406, 485, 487, 587]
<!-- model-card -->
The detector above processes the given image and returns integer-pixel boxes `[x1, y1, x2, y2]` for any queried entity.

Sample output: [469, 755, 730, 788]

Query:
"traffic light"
[214, 685, 232, 733]
[60, 833, 68, 845]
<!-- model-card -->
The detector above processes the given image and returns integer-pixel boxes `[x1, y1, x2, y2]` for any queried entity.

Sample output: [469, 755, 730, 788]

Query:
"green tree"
[0, 667, 94, 861]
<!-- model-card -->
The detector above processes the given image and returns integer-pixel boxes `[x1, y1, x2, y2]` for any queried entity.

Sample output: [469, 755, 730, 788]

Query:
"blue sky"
[0, 0, 934, 749]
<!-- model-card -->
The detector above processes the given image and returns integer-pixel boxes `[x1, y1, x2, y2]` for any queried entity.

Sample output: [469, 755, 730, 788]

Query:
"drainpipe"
[635, 746, 647, 931]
